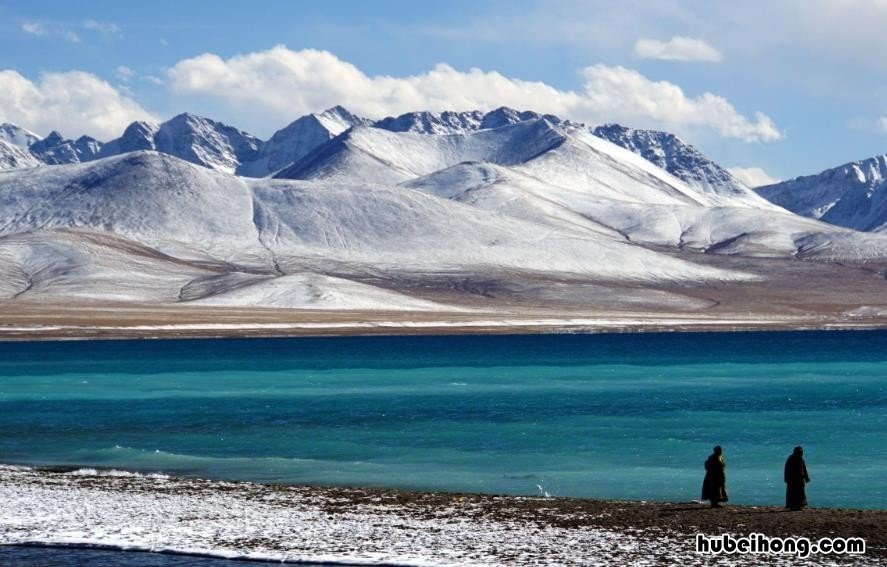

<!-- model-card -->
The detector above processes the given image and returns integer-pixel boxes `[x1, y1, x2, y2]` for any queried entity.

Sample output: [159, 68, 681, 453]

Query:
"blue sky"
[2, 0, 886, 183]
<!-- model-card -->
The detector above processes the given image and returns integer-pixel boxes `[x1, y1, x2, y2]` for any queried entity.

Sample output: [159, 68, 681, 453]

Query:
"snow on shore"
[0, 465, 873, 566]
[0, 465, 666, 566]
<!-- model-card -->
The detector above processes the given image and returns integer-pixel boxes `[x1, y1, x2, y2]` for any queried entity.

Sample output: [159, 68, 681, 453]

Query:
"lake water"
[0, 331, 884, 508]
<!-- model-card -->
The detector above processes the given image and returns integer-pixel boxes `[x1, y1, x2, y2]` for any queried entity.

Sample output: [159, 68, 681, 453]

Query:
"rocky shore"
[0, 465, 883, 565]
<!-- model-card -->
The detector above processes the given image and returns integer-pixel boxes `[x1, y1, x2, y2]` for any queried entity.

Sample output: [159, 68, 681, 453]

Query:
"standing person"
[785, 446, 810, 511]
[701, 445, 728, 508]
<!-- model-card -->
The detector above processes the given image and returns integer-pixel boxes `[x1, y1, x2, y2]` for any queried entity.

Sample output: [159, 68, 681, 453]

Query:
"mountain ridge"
[757, 154, 887, 232]
[0, 107, 744, 201]
[2, 106, 886, 237]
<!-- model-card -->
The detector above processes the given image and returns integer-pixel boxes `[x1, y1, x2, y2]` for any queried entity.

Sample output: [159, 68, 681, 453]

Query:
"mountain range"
[757, 155, 887, 233]
[0, 106, 748, 190]
[0, 106, 885, 318]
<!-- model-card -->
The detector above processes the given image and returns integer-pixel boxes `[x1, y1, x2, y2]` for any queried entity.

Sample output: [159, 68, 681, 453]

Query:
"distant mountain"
[97, 121, 159, 157]
[29, 131, 103, 165]
[156, 113, 263, 173]
[479, 107, 565, 130]
[591, 124, 767, 204]
[1, 116, 885, 312]
[0, 151, 758, 307]
[271, 116, 886, 260]
[0, 139, 40, 169]
[0, 123, 40, 149]
[756, 154, 887, 232]
[236, 106, 369, 177]
[98, 114, 262, 174]
[274, 118, 569, 185]
[375, 110, 485, 134]
[372, 107, 567, 135]
[2, 106, 886, 240]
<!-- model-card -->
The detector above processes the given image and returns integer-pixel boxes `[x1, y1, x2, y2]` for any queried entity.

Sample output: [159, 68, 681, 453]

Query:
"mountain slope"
[100, 114, 262, 174]
[0, 152, 269, 265]
[98, 121, 159, 157]
[0, 140, 41, 170]
[757, 154, 887, 232]
[0, 151, 747, 285]
[0, 123, 40, 150]
[237, 106, 369, 177]
[29, 132, 103, 165]
[275, 119, 571, 185]
[375, 110, 484, 134]
[373, 107, 568, 135]
[592, 123, 771, 205]
[404, 158, 886, 260]
[152, 113, 263, 174]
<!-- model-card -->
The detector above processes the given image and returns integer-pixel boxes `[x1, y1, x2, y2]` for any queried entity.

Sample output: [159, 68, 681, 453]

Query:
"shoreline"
[1, 464, 883, 565]
[1, 317, 886, 342]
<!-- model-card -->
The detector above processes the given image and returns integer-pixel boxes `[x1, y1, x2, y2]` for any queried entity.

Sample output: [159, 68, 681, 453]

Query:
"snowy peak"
[152, 113, 263, 174]
[237, 106, 369, 177]
[757, 154, 887, 232]
[0, 139, 41, 170]
[372, 107, 564, 135]
[98, 114, 262, 174]
[480, 107, 562, 130]
[274, 117, 569, 184]
[314, 105, 372, 133]
[591, 123, 755, 201]
[99, 121, 159, 158]
[29, 131, 103, 165]
[375, 110, 484, 134]
[0, 123, 40, 149]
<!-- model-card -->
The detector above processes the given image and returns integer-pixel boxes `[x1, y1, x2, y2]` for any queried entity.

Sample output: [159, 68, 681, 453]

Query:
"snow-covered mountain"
[0, 106, 761, 202]
[275, 118, 570, 185]
[756, 154, 887, 233]
[0, 150, 769, 307]
[0, 123, 40, 150]
[371, 107, 569, 135]
[97, 121, 159, 158]
[591, 124, 765, 203]
[375, 110, 485, 134]
[29, 132, 103, 165]
[99, 113, 263, 174]
[237, 106, 369, 177]
[0, 139, 40, 170]
[155, 113, 263, 173]
[1, 106, 886, 313]
[395, 125, 880, 258]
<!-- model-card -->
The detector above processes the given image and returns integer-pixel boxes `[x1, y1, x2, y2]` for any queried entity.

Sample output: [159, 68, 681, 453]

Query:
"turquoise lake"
[0, 331, 884, 508]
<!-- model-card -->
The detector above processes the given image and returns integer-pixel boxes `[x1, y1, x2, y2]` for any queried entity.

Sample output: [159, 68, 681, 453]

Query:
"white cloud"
[83, 20, 122, 38]
[142, 75, 165, 86]
[0, 70, 155, 139]
[727, 166, 779, 187]
[21, 22, 46, 36]
[18, 19, 119, 43]
[633, 36, 722, 62]
[879, 116, 887, 132]
[116, 66, 135, 82]
[166, 46, 779, 142]
[577, 65, 780, 141]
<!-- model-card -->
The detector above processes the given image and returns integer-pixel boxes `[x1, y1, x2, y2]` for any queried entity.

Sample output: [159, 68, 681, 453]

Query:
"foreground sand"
[0, 465, 882, 565]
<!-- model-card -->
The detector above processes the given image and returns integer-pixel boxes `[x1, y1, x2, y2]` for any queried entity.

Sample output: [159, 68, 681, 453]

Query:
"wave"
[2, 542, 421, 566]
[61, 467, 170, 480]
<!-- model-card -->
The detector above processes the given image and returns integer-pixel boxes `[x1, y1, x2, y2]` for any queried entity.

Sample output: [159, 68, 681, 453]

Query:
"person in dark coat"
[701, 445, 728, 508]
[785, 446, 810, 511]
